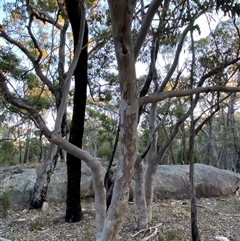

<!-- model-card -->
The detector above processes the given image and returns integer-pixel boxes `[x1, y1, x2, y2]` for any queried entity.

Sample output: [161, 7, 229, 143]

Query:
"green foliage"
[86, 0, 98, 9]
[177, 147, 199, 164]
[84, 105, 118, 162]
[155, 228, 185, 241]
[232, 198, 240, 212]
[0, 187, 14, 218]
[28, 95, 52, 111]
[96, 147, 112, 161]
[35, 0, 57, 12]
[0, 141, 18, 166]
[0, 0, 240, 174]
[0, 50, 27, 80]
[28, 216, 48, 231]
[216, 0, 240, 16]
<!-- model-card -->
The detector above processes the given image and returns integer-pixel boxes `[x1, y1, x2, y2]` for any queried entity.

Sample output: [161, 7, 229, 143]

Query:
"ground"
[1, 195, 240, 241]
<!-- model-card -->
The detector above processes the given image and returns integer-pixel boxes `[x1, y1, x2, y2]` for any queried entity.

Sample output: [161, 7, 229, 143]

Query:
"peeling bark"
[30, 143, 59, 208]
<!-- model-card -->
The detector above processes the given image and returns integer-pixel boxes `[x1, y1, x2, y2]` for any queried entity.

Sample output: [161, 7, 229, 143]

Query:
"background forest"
[1, 0, 240, 240]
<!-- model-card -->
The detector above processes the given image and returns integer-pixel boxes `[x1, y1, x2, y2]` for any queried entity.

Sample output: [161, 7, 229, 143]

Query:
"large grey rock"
[0, 163, 239, 206]
[152, 164, 240, 199]
[0, 162, 97, 206]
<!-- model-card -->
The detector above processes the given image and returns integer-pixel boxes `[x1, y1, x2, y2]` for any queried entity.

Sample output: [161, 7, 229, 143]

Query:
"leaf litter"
[1, 195, 240, 241]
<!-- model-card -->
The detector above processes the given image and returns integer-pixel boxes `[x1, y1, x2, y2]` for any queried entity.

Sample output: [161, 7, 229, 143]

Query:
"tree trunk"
[133, 34, 159, 229]
[30, 14, 69, 209]
[227, 74, 240, 172]
[145, 155, 159, 223]
[23, 124, 31, 163]
[134, 156, 148, 230]
[181, 122, 187, 164]
[39, 132, 44, 163]
[189, 119, 200, 241]
[189, 19, 200, 240]
[201, 128, 219, 167]
[64, 0, 88, 222]
[30, 143, 59, 208]
[100, 1, 138, 240]
[145, 118, 186, 223]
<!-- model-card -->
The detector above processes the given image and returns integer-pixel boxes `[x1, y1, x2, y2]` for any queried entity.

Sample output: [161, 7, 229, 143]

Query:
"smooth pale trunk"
[144, 101, 158, 223]
[144, 160, 158, 222]
[100, 1, 138, 240]
[134, 156, 148, 230]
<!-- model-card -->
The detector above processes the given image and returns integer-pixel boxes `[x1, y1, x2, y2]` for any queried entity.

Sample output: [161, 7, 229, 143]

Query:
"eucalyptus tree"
[0, 0, 74, 209]
[1, 1, 240, 241]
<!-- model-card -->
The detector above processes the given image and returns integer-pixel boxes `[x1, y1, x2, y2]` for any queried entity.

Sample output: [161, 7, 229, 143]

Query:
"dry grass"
[1, 195, 240, 241]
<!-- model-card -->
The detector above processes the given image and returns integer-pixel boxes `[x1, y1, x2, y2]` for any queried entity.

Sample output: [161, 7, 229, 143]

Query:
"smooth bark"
[227, 74, 240, 172]
[100, 1, 138, 240]
[134, 156, 148, 230]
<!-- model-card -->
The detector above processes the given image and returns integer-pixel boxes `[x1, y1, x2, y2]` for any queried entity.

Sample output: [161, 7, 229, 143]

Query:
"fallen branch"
[0, 238, 12, 241]
[142, 227, 159, 241]
[215, 236, 230, 241]
[132, 223, 162, 239]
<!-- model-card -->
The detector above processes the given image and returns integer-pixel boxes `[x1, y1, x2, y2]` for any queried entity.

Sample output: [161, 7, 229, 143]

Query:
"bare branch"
[53, 1, 86, 134]
[0, 137, 16, 142]
[28, 3, 63, 29]
[27, 14, 43, 64]
[139, 86, 240, 106]
[134, 0, 163, 60]
[198, 58, 240, 87]
[157, 9, 210, 93]
[0, 69, 106, 241]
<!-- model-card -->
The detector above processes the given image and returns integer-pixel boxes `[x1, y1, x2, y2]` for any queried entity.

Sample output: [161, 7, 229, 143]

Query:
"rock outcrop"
[153, 164, 240, 199]
[0, 163, 239, 206]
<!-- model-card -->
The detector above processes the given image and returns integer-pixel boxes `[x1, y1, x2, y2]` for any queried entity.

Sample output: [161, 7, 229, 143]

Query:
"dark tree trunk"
[236, 149, 240, 173]
[39, 132, 44, 163]
[65, 0, 88, 222]
[23, 126, 31, 163]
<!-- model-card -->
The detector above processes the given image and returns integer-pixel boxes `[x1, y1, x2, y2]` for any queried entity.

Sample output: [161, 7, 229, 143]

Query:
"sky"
[135, 12, 229, 78]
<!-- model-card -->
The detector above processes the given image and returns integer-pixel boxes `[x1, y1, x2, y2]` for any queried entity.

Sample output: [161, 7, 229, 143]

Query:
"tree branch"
[28, 3, 63, 30]
[0, 27, 55, 93]
[157, 9, 210, 93]
[139, 86, 240, 106]
[53, 1, 86, 135]
[134, 0, 163, 60]
[58, 17, 69, 85]
[0, 137, 16, 142]
[27, 14, 43, 64]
